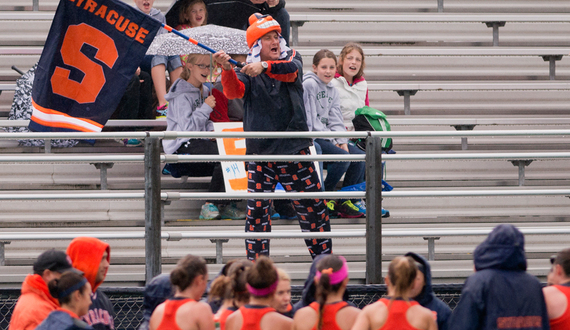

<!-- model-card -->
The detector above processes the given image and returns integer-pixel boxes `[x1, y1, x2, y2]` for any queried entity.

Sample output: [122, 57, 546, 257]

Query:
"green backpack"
[352, 106, 392, 151]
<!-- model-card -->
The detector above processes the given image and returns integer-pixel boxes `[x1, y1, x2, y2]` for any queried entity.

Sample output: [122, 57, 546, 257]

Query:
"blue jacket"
[406, 252, 452, 330]
[449, 224, 550, 330]
[36, 310, 94, 330]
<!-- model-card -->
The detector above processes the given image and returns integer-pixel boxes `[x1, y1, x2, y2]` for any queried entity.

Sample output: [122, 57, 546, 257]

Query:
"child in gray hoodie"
[162, 54, 244, 220]
[303, 50, 366, 218]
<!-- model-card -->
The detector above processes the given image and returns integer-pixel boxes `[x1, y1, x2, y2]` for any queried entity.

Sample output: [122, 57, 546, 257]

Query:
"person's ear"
[312, 64, 317, 73]
[384, 276, 391, 287]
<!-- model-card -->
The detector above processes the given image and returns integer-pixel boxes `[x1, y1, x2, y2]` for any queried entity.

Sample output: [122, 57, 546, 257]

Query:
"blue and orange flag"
[30, 0, 162, 132]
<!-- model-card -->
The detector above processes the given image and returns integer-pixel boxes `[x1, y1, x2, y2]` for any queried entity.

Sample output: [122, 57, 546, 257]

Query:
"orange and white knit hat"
[246, 13, 282, 48]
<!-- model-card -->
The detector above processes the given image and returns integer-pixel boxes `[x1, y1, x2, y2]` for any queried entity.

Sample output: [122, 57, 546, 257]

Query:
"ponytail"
[387, 256, 417, 301]
[314, 255, 347, 330]
[47, 271, 88, 305]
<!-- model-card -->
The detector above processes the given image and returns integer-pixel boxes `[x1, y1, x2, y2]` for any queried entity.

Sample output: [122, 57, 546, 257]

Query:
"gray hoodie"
[134, 6, 168, 35]
[302, 71, 347, 145]
[162, 78, 213, 154]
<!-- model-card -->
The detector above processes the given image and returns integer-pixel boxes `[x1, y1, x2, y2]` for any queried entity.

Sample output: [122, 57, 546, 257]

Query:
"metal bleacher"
[0, 0, 569, 291]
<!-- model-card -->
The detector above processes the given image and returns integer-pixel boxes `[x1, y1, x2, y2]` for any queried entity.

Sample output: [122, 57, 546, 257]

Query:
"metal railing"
[0, 129, 569, 283]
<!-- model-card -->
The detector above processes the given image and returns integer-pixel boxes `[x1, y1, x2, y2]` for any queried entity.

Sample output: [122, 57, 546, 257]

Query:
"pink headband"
[315, 256, 349, 285]
[246, 280, 279, 296]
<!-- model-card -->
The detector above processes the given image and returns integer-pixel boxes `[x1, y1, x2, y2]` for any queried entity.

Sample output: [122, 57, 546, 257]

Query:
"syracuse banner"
[29, 0, 162, 132]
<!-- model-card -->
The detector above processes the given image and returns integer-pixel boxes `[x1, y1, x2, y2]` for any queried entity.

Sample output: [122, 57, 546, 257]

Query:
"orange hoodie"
[8, 274, 60, 330]
[66, 237, 110, 292]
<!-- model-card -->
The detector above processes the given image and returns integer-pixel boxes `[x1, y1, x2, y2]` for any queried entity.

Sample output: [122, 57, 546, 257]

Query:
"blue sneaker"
[382, 208, 390, 218]
[354, 200, 366, 215]
[126, 138, 142, 147]
[199, 202, 220, 220]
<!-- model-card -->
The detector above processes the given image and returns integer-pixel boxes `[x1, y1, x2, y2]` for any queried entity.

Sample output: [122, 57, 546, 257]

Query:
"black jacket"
[81, 289, 115, 330]
[448, 224, 550, 330]
[405, 252, 452, 330]
[223, 49, 312, 155]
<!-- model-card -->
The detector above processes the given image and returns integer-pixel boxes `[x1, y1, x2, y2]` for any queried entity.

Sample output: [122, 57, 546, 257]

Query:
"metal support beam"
[542, 55, 564, 80]
[437, 0, 443, 12]
[423, 237, 440, 261]
[0, 241, 10, 266]
[91, 163, 114, 190]
[161, 200, 171, 226]
[485, 22, 506, 47]
[32, 0, 39, 11]
[290, 21, 305, 47]
[366, 135, 383, 284]
[396, 90, 418, 116]
[210, 239, 229, 264]
[510, 160, 533, 186]
[452, 125, 476, 150]
[145, 135, 162, 284]
[44, 139, 51, 153]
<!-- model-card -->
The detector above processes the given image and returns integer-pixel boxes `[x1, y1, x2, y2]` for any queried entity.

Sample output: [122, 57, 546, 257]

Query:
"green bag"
[352, 106, 392, 151]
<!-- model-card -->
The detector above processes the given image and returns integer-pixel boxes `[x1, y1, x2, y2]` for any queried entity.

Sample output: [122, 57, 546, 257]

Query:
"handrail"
[1, 189, 569, 201]
[0, 129, 570, 140]
[2, 226, 570, 241]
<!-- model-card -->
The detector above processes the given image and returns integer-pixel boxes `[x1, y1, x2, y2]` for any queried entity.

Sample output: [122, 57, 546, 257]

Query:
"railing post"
[32, 0, 39, 11]
[91, 163, 114, 190]
[396, 90, 418, 116]
[510, 160, 533, 186]
[44, 139, 51, 153]
[423, 237, 440, 261]
[542, 55, 563, 81]
[145, 134, 162, 284]
[437, 0, 443, 12]
[290, 21, 305, 47]
[210, 239, 229, 264]
[366, 134, 383, 284]
[485, 22, 506, 47]
[452, 125, 476, 150]
[0, 241, 10, 266]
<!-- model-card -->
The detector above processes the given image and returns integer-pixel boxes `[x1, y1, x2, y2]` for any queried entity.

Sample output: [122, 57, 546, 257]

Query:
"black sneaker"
[337, 200, 365, 218]
[274, 200, 297, 220]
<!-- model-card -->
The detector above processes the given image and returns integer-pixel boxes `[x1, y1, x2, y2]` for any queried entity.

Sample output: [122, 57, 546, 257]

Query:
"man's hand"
[241, 62, 265, 78]
[213, 51, 232, 71]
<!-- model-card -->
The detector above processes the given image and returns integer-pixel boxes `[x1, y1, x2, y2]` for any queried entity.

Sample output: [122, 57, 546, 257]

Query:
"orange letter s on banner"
[51, 23, 119, 104]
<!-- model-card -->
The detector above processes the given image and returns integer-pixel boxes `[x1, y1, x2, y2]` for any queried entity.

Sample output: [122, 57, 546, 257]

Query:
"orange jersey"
[155, 298, 195, 330]
[215, 307, 237, 330]
[308, 301, 349, 330]
[239, 305, 276, 330]
[550, 285, 570, 330]
[377, 298, 421, 330]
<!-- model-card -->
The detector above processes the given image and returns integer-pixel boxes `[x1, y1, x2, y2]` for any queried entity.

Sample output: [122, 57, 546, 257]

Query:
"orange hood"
[66, 237, 110, 292]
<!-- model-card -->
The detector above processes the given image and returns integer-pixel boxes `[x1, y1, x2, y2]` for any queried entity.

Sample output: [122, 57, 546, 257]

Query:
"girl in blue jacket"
[303, 49, 366, 219]
[36, 271, 94, 330]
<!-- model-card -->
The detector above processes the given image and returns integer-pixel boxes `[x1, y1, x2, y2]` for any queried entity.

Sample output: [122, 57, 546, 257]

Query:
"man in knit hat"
[213, 13, 331, 261]
[9, 249, 77, 330]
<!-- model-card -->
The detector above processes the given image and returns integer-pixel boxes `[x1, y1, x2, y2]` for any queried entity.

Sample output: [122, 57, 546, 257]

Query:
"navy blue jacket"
[36, 310, 94, 330]
[448, 224, 550, 330]
[222, 49, 312, 155]
[138, 274, 173, 330]
[406, 252, 452, 330]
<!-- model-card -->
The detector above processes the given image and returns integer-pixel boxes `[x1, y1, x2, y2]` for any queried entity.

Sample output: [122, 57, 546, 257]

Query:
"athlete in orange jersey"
[292, 255, 360, 330]
[225, 257, 291, 330]
[209, 260, 253, 330]
[352, 256, 436, 330]
[150, 255, 214, 330]
[544, 248, 570, 330]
